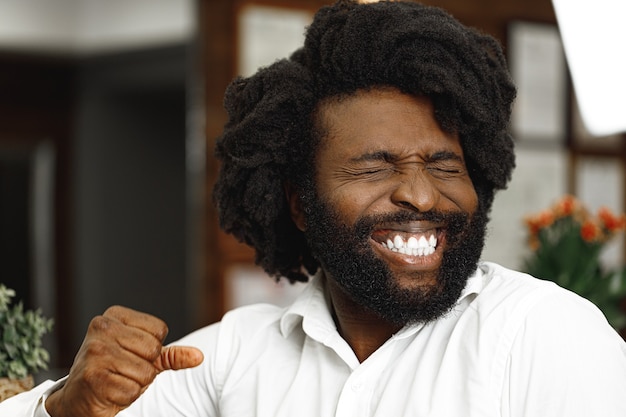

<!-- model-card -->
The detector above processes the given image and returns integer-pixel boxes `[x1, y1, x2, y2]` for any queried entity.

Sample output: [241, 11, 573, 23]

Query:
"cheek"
[322, 186, 379, 224]
[314, 174, 365, 224]
[317, 171, 395, 222]
[444, 178, 478, 213]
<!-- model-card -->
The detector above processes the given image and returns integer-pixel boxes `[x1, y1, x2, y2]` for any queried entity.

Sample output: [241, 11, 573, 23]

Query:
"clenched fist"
[45, 306, 204, 417]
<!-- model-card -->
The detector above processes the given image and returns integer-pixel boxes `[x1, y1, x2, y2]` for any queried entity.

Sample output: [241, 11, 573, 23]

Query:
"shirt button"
[351, 381, 363, 392]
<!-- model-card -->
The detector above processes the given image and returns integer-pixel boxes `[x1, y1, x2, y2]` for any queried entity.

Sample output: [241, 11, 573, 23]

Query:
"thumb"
[155, 346, 204, 372]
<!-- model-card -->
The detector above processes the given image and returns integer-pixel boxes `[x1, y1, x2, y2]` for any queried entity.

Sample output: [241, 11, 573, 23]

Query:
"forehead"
[314, 88, 462, 158]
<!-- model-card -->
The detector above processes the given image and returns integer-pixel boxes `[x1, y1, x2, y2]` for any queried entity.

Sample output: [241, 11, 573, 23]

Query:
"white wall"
[482, 147, 568, 270]
[0, 0, 195, 54]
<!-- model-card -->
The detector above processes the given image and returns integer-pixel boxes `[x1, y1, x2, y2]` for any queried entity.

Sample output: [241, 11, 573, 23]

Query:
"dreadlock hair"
[214, 0, 517, 283]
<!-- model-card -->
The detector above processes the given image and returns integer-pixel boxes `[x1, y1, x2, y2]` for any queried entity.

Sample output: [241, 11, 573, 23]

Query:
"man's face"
[297, 87, 486, 325]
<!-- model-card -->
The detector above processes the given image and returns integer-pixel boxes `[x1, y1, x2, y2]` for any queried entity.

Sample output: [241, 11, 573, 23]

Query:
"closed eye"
[344, 150, 397, 179]
[425, 151, 467, 178]
[427, 165, 465, 179]
[428, 163, 463, 173]
[343, 165, 395, 180]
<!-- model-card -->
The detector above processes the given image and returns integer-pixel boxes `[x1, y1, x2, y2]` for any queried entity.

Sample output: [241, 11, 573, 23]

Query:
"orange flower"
[580, 220, 600, 242]
[523, 195, 626, 330]
[524, 210, 556, 249]
[597, 206, 626, 233]
[525, 210, 554, 234]
[555, 194, 577, 217]
[525, 196, 626, 247]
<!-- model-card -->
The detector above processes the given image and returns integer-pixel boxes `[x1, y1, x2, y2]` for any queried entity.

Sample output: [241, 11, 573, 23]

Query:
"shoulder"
[476, 261, 626, 368]
[474, 261, 599, 319]
[467, 262, 625, 362]
[164, 303, 292, 398]
[173, 303, 287, 350]
[476, 264, 626, 414]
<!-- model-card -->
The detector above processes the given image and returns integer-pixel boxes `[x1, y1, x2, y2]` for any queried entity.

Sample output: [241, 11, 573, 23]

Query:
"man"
[3, 1, 625, 416]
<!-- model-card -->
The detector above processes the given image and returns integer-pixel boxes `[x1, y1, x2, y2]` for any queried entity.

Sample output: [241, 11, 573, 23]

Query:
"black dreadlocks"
[213, 0, 516, 283]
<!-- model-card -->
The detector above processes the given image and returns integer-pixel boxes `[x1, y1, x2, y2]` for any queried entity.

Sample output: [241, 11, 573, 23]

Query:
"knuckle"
[82, 338, 111, 360]
[148, 343, 163, 360]
[138, 365, 158, 386]
[160, 323, 169, 340]
[138, 339, 162, 362]
[161, 348, 176, 370]
[81, 364, 110, 388]
[103, 305, 126, 318]
[88, 315, 114, 334]
[152, 320, 169, 342]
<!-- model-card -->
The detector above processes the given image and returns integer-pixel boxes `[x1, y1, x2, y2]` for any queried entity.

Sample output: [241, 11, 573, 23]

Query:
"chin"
[302, 192, 489, 326]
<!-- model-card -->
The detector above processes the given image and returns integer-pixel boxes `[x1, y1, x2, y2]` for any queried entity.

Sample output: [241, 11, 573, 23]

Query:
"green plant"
[0, 284, 54, 379]
[523, 195, 626, 330]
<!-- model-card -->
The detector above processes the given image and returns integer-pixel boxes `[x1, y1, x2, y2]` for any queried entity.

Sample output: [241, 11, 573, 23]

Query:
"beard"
[302, 195, 489, 326]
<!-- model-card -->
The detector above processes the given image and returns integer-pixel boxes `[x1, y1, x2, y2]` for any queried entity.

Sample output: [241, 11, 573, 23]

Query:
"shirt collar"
[459, 262, 487, 302]
[392, 263, 487, 339]
[279, 263, 488, 338]
[280, 270, 331, 338]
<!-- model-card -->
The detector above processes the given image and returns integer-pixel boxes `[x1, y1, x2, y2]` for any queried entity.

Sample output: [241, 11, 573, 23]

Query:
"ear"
[284, 182, 306, 232]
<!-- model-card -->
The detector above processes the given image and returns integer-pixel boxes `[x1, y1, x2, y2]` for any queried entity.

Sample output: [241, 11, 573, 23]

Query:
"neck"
[325, 276, 403, 363]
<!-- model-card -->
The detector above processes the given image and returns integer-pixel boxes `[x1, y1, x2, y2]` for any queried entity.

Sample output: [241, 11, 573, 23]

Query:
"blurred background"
[0, 0, 624, 380]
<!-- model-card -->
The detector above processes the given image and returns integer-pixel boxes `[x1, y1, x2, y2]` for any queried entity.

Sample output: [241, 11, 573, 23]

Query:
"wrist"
[44, 389, 66, 417]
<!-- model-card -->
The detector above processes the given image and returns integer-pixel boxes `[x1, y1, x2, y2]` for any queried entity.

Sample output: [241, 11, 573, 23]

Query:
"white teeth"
[383, 233, 437, 256]
[393, 235, 404, 249]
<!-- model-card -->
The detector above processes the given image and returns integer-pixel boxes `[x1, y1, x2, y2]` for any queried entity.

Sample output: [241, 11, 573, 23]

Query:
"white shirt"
[3, 262, 626, 416]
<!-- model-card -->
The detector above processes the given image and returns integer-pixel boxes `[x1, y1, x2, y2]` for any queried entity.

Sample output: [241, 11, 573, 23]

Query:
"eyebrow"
[350, 149, 464, 163]
[350, 150, 396, 163]
[428, 150, 464, 163]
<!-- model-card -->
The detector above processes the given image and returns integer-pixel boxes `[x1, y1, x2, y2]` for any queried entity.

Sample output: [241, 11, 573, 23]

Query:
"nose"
[390, 168, 440, 212]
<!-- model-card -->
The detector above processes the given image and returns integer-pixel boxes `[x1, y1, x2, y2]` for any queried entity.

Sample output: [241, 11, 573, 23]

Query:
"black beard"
[303, 196, 488, 326]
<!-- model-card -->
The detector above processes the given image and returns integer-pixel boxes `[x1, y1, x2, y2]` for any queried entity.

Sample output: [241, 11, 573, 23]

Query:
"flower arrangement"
[0, 284, 54, 380]
[523, 195, 626, 330]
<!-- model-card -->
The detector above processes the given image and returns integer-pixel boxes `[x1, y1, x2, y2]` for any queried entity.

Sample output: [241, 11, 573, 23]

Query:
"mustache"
[353, 209, 470, 239]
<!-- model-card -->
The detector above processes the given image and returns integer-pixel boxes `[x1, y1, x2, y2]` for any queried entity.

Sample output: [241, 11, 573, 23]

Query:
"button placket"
[335, 372, 370, 416]
[334, 341, 398, 416]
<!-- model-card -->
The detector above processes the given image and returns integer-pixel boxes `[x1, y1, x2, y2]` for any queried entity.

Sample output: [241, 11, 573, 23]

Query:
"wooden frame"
[201, 0, 328, 323]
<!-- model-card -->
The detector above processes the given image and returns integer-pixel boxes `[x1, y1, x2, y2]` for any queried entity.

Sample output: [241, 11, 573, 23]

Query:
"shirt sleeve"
[503, 288, 626, 417]
[0, 378, 65, 417]
[0, 323, 222, 417]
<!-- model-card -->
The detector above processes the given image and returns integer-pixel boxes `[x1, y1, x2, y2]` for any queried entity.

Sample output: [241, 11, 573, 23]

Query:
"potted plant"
[523, 195, 626, 332]
[0, 284, 54, 401]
